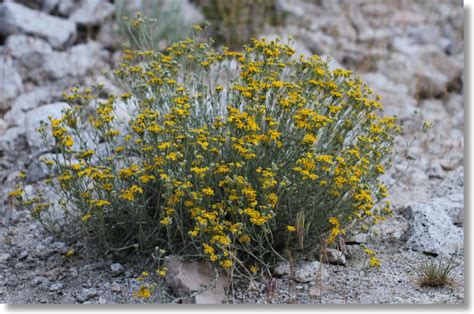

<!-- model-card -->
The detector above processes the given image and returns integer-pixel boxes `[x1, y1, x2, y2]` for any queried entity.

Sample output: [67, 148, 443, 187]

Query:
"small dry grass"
[417, 254, 458, 288]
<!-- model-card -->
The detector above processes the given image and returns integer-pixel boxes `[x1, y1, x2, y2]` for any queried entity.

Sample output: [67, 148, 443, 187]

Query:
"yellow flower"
[203, 243, 215, 255]
[364, 248, 375, 256]
[266, 193, 278, 208]
[190, 167, 209, 178]
[239, 235, 251, 243]
[370, 256, 381, 268]
[271, 81, 285, 88]
[286, 225, 296, 232]
[220, 259, 233, 268]
[81, 214, 92, 222]
[120, 185, 143, 201]
[139, 174, 156, 183]
[90, 199, 111, 207]
[80, 150, 94, 159]
[63, 135, 74, 147]
[302, 133, 317, 145]
[8, 188, 23, 198]
[133, 285, 151, 299]
[156, 267, 168, 277]
[160, 217, 171, 225]
[166, 152, 178, 161]
[202, 187, 214, 196]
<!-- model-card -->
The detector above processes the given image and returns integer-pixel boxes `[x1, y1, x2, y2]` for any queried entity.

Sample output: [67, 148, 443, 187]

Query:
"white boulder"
[0, 2, 77, 49]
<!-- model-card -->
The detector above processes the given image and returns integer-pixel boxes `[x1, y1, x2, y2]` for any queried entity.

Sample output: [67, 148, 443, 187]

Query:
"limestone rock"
[110, 263, 125, 277]
[42, 42, 108, 80]
[434, 166, 464, 198]
[0, 56, 23, 112]
[4, 85, 60, 127]
[346, 233, 367, 244]
[25, 102, 70, 150]
[271, 262, 291, 277]
[431, 193, 464, 226]
[293, 261, 326, 283]
[164, 256, 230, 304]
[0, 2, 76, 49]
[322, 248, 346, 266]
[75, 288, 98, 303]
[70, 0, 115, 26]
[369, 215, 410, 244]
[400, 199, 464, 255]
[49, 282, 64, 292]
[5, 34, 53, 59]
[0, 126, 27, 161]
[4, 34, 53, 82]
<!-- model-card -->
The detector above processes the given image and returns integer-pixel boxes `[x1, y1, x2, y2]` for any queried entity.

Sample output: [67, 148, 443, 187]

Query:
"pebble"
[0, 253, 11, 263]
[110, 263, 125, 276]
[49, 282, 64, 292]
[75, 288, 98, 303]
[111, 282, 122, 293]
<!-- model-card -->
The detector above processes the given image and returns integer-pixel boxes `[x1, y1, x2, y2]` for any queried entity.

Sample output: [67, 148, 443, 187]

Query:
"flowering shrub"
[22, 30, 400, 277]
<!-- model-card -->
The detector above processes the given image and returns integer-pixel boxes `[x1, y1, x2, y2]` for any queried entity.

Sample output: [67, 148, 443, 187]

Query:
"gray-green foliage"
[115, 0, 195, 50]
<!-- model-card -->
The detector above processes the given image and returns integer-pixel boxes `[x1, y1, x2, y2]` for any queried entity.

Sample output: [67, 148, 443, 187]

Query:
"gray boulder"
[0, 119, 7, 133]
[42, 0, 60, 13]
[0, 56, 23, 112]
[3, 85, 61, 127]
[25, 102, 70, 150]
[400, 198, 464, 255]
[293, 260, 327, 283]
[75, 288, 98, 303]
[4, 34, 53, 82]
[70, 0, 115, 26]
[369, 215, 411, 244]
[42, 42, 108, 80]
[49, 282, 64, 292]
[271, 262, 291, 277]
[164, 256, 230, 304]
[110, 263, 125, 277]
[434, 166, 464, 198]
[321, 248, 346, 266]
[5, 34, 53, 59]
[431, 193, 464, 226]
[379, 46, 462, 99]
[0, 126, 27, 161]
[0, 2, 77, 49]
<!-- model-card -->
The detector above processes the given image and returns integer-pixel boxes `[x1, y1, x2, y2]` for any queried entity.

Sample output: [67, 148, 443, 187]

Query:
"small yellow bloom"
[220, 259, 233, 268]
[370, 256, 381, 268]
[156, 267, 168, 277]
[202, 187, 214, 196]
[286, 225, 296, 232]
[160, 217, 171, 225]
[8, 188, 23, 198]
[133, 285, 151, 299]
[250, 265, 258, 273]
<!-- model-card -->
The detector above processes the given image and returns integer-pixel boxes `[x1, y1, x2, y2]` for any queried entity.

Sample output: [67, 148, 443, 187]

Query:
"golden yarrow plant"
[16, 24, 400, 278]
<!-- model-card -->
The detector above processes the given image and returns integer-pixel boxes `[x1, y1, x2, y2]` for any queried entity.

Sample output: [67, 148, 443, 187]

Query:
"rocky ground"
[0, 0, 465, 304]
